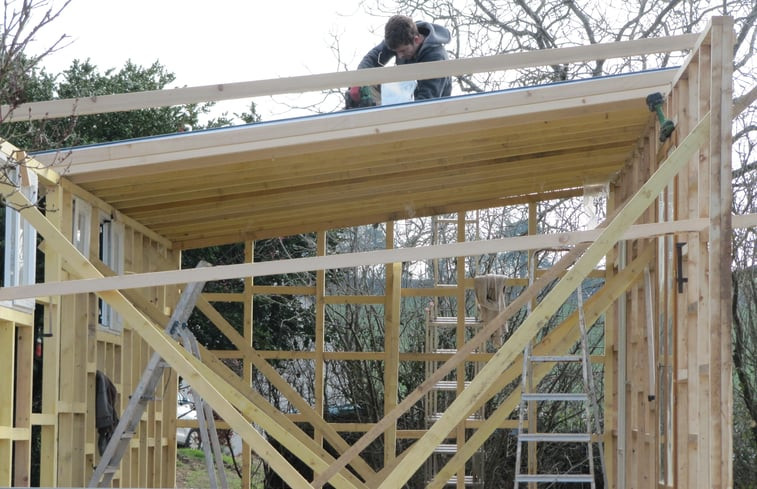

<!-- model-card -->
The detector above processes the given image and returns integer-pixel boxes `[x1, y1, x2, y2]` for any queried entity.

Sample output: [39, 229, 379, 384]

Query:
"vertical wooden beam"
[384, 259, 401, 464]
[242, 240, 254, 489]
[0, 319, 14, 487]
[604, 190, 619, 489]
[383, 222, 399, 464]
[696, 34, 712, 489]
[14, 323, 33, 486]
[707, 17, 733, 489]
[455, 213, 466, 489]
[40, 184, 64, 487]
[673, 56, 690, 489]
[681, 44, 701, 489]
[526, 202, 538, 487]
[316, 231, 327, 448]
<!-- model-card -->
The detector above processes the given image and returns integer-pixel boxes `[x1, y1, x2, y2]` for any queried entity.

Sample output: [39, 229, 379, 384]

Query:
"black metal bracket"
[676, 242, 688, 293]
[168, 320, 185, 336]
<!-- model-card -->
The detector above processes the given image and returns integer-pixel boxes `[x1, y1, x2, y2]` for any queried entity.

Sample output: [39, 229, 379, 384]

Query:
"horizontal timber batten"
[6, 34, 695, 122]
[6, 215, 752, 301]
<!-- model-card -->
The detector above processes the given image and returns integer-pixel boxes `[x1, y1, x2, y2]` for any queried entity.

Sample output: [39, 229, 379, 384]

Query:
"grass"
[175, 448, 265, 489]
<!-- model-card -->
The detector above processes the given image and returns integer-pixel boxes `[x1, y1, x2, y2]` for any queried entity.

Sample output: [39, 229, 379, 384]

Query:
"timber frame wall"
[0, 16, 738, 489]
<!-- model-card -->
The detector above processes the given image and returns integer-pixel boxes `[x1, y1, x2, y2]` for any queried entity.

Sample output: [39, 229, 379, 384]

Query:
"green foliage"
[176, 447, 264, 489]
[53, 59, 200, 144]
[1, 58, 261, 152]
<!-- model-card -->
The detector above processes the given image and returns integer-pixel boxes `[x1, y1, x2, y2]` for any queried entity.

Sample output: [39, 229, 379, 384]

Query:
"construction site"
[0, 15, 745, 489]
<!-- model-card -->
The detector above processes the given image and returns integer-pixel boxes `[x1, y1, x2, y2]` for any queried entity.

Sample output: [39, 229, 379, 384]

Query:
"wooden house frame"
[0, 16, 743, 489]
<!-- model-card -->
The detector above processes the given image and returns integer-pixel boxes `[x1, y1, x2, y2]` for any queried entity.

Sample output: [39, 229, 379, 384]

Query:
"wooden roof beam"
[4, 34, 697, 123]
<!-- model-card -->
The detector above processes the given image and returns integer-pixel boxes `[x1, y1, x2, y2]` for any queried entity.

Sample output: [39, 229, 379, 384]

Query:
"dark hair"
[384, 15, 418, 50]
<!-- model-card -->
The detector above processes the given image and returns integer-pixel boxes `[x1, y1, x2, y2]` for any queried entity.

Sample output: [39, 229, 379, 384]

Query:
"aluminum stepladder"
[424, 212, 485, 487]
[513, 278, 606, 487]
[176, 326, 228, 489]
[88, 261, 227, 488]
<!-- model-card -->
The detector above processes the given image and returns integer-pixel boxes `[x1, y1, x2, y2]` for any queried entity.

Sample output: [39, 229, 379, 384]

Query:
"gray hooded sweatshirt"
[358, 21, 452, 100]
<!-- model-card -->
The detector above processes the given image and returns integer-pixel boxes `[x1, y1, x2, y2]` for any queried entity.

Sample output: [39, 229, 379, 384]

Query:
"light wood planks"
[0, 320, 14, 487]
[3, 34, 696, 122]
[383, 262, 402, 464]
[707, 17, 734, 489]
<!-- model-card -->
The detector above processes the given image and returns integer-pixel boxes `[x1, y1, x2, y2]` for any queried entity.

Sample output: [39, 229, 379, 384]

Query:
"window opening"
[98, 215, 124, 332]
[2, 164, 38, 312]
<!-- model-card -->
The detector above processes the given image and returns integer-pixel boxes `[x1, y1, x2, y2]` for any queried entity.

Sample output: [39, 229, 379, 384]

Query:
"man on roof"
[346, 15, 452, 107]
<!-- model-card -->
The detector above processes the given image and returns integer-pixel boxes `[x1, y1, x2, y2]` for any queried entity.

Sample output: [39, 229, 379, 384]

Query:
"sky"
[32, 0, 386, 120]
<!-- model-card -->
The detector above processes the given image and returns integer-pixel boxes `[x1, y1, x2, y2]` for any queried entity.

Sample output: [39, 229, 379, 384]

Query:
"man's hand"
[344, 86, 377, 109]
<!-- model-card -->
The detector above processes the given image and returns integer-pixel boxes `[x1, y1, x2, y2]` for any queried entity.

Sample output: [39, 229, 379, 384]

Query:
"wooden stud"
[39, 184, 64, 487]
[242, 240, 254, 489]
[707, 17, 734, 489]
[0, 320, 14, 487]
[14, 323, 33, 486]
[383, 262, 401, 464]
[315, 231, 326, 448]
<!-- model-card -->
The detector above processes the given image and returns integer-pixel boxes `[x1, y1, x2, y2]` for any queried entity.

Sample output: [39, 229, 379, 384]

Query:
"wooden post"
[455, 213, 466, 489]
[707, 17, 733, 489]
[14, 322, 33, 486]
[316, 231, 327, 449]
[527, 202, 538, 488]
[40, 185, 64, 487]
[0, 319, 14, 486]
[384, 259, 401, 464]
[242, 240, 254, 489]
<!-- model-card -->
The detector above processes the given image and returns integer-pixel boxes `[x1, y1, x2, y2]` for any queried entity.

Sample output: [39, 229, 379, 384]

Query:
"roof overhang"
[35, 68, 676, 249]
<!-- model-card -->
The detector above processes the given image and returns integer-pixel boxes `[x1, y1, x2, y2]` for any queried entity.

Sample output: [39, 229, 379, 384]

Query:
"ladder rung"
[433, 348, 458, 354]
[516, 474, 594, 483]
[519, 433, 591, 443]
[530, 355, 582, 362]
[522, 393, 588, 402]
[434, 380, 470, 390]
[120, 431, 136, 439]
[434, 443, 458, 454]
[427, 412, 481, 422]
[444, 475, 480, 485]
[103, 466, 119, 474]
[430, 317, 482, 327]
